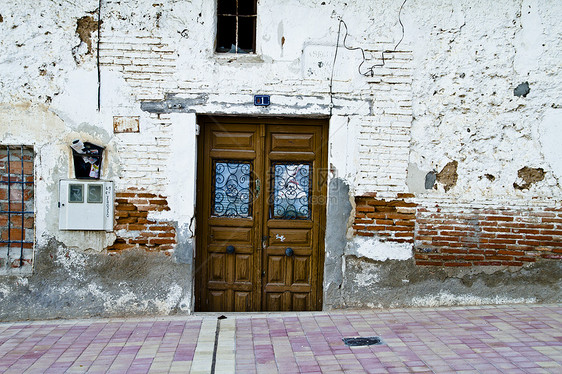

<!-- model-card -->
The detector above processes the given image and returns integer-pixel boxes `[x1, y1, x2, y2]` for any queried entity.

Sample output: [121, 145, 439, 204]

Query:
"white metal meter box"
[59, 180, 114, 231]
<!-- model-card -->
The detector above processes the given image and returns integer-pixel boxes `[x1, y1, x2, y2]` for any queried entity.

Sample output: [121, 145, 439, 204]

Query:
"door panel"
[270, 133, 315, 153]
[262, 125, 323, 311]
[196, 118, 327, 312]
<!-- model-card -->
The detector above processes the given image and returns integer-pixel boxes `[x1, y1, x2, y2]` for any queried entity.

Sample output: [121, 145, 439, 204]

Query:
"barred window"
[216, 0, 257, 53]
[0, 145, 34, 274]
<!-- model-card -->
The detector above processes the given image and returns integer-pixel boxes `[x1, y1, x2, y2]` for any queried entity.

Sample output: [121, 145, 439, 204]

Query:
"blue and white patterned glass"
[212, 161, 252, 218]
[271, 163, 311, 220]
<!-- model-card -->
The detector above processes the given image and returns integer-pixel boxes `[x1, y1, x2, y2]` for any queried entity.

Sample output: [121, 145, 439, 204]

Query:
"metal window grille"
[0, 145, 34, 269]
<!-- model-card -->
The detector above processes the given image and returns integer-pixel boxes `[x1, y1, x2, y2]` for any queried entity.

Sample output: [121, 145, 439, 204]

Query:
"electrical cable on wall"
[97, 0, 102, 111]
[329, 0, 407, 116]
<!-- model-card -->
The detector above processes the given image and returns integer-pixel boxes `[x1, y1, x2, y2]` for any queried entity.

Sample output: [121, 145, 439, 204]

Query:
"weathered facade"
[1, 0, 560, 320]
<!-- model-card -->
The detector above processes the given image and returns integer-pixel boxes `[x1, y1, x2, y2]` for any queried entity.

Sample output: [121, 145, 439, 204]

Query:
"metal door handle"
[285, 247, 294, 257]
[226, 245, 235, 254]
[255, 178, 261, 196]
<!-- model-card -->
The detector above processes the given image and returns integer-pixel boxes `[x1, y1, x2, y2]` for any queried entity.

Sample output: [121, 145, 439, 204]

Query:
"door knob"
[285, 247, 294, 257]
[226, 245, 235, 254]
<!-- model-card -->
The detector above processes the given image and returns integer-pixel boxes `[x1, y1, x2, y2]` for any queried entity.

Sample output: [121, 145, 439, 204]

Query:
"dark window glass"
[218, 0, 236, 14]
[238, 0, 257, 15]
[270, 163, 312, 220]
[216, 0, 257, 53]
[238, 17, 256, 52]
[216, 15, 236, 53]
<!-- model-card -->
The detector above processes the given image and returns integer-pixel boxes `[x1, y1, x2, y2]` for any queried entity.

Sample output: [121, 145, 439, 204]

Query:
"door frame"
[194, 116, 329, 311]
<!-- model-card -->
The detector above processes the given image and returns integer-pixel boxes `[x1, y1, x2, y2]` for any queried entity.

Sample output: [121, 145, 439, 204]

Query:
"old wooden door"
[195, 117, 327, 312]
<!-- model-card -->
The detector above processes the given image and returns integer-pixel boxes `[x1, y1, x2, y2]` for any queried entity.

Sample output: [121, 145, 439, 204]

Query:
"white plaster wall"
[406, 0, 562, 200]
[1, 0, 561, 262]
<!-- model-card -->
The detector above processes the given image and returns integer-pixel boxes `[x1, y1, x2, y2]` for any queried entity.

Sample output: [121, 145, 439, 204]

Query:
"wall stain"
[437, 160, 458, 192]
[514, 166, 545, 190]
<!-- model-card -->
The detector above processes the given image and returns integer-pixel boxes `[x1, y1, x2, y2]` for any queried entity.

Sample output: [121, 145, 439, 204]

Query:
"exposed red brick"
[149, 238, 175, 245]
[1, 228, 24, 241]
[118, 193, 138, 198]
[157, 232, 175, 238]
[397, 193, 415, 198]
[356, 232, 374, 237]
[128, 224, 147, 231]
[365, 226, 386, 231]
[395, 232, 414, 237]
[497, 250, 525, 256]
[356, 206, 375, 213]
[107, 190, 176, 253]
[486, 216, 514, 222]
[107, 242, 135, 251]
[117, 217, 136, 224]
[416, 260, 443, 266]
[137, 193, 156, 198]
[463, 255, 485, 261]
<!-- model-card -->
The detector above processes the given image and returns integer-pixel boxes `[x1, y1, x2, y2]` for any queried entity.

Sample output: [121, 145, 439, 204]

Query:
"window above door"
[216, 0, 257, 54]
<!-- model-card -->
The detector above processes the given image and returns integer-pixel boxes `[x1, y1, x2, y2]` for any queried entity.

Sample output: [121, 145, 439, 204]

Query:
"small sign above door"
[254, 95, 270, 106]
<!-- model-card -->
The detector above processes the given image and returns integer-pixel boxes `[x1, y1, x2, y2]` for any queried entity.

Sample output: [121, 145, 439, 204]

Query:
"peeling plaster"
[513, 166, 545, 190]
[436, 160, 458, 192]
[75, 16, 99, 55]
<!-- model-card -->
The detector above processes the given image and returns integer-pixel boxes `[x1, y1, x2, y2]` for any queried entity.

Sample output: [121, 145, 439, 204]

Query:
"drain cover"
[342, 336, 383, 346]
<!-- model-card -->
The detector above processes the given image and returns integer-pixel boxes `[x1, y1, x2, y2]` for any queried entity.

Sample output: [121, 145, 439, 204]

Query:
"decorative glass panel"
[212, 161, 252, 218]
[271, 163, 311, 220]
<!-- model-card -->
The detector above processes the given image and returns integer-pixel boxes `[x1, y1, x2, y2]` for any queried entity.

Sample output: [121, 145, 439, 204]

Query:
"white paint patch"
[276, 234, 286, 242]
[115, 230, 142, 239]
[109, 290, 137, 311]
[54, 246, 87, 278]
[354, 270, 380, 287]
[513, 0, 543, 75]
[408, 291, 537, 308]
[152, 284, 183, 314]
[16, 277, 28, 287]
[349, 236, 413, 262]
[0, 285, 10, 298]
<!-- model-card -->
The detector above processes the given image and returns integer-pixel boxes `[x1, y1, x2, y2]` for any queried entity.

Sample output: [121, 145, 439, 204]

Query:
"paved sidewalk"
[0, 304, 560, 373]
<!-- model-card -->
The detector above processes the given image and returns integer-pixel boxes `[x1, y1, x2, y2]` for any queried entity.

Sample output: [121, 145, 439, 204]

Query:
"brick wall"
[353, 193, 416, 243]
[107, 189, 176, 253]
[115, 113, 172, 191]
[356, 50, 413, 197]
[414, 203, 562, 267]
[353, 195, 562, 267]
[0, 146, 34, 274]
[99, 33, 177, 102]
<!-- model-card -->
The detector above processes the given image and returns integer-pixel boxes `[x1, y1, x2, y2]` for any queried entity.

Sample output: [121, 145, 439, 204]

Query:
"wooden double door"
[195, 117, 328, 312]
